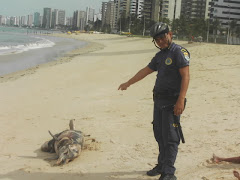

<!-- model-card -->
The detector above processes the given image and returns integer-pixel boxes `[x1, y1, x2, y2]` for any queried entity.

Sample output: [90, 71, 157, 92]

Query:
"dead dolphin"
[41, 119, 84, 165]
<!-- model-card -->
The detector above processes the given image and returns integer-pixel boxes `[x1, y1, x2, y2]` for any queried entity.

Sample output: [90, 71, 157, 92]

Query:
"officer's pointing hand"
[118, 82, 130, 90]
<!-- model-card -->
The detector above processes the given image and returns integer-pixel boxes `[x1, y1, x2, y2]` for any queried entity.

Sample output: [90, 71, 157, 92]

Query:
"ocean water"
[0, 27, 87, 76]
[0, 27, 55, 55]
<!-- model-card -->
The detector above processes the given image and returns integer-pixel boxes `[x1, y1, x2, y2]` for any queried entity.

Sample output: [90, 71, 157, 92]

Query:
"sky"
[0, 0, 105, 17]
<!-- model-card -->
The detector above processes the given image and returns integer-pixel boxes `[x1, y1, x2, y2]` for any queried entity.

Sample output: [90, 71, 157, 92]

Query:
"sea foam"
[0, 37, 55, 56]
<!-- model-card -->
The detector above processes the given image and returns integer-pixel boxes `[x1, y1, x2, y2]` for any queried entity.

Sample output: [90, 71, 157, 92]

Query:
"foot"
[233, 170, 240, 180]
[212, 153, 221, 163]
[159, 174, 177, 180]
[146, 164, 162, 176]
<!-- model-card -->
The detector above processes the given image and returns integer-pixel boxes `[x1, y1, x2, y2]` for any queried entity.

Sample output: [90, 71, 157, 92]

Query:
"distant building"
[20, 16, 27, 26]
[51, 9, 58, 28]
[6, 17, 10, 26]
[159, 0, 182, 21]
[94, 12, 102, 21]
[73, 10, 86, 30]
[79, 11, 87, 30]
[102, 2, 108, 26]
[27, 15, 33, 27]
[10, 16, 16, 26]
[51, 9, 66, 28]
[130, 0, 144, 18]
[114, 0, 120, 25]
[66, 17, 73, 26]
[205, 0, 211, 19]
[0, 15, 6, 25]
[15, 17, 20, 26]
[101, 1, 117, 30]
[142, 0, 160, 23]
[94, 8, 102, 22]
[73, 11, 78, 28]
[113, 0, 131, 19]
[86, 7, 95, 24]
[120, 0, 131, 17]
[42, 8, 52, 29]
[34, 12, 41, 27]
[209, 0, 240, 27]
[113, 0, 130, 31]
[58, 10, 66, 26]
[181, 0, 207, 20]
[105, 1, 116, 29]
[39, 16, 43, 27]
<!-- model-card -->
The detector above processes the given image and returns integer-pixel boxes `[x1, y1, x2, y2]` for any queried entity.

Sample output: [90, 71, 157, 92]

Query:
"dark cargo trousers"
[152, 97, 180, 175]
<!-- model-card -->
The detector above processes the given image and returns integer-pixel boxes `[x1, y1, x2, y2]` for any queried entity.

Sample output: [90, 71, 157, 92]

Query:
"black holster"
[161, 98, 187, 144]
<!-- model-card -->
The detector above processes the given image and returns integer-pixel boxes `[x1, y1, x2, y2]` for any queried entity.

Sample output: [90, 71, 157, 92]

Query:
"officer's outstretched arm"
[118, 66, 154, 90]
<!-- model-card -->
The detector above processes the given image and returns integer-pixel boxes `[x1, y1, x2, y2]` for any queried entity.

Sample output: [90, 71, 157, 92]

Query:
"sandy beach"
[0, 33, 239, 180]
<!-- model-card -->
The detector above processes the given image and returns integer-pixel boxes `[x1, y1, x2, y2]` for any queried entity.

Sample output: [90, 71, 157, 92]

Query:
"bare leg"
[233, 171, 240, 180]
[212, 154, 240, 164]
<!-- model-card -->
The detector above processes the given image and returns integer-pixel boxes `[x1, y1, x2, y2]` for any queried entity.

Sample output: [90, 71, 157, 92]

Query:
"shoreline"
[0, 34, 105, 83]
[0, 33, 207, 84]
[0, 32, 205, 84]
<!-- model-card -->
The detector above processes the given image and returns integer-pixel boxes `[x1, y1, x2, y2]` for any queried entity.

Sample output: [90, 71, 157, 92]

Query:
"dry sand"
[0, 33, 239, 180]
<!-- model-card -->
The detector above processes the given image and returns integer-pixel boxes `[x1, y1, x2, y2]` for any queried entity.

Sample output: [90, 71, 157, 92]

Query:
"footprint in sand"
[83, 138, 100, 151]
[208, 130, 218, 134]
[81, 117, 94, 120]
[7, 136, 16, 141]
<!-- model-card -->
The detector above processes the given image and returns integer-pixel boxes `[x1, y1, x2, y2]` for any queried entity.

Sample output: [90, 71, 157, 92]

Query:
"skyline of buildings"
[0, 6, 101, 30]
[0, 0, 239, 32]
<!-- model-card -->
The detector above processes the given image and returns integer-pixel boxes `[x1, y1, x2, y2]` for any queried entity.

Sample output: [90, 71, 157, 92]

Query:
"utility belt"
[153, 92, 179, 100]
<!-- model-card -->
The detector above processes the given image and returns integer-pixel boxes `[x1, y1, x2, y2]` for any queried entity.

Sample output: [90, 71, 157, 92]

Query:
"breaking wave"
[0, 37, 55, 55]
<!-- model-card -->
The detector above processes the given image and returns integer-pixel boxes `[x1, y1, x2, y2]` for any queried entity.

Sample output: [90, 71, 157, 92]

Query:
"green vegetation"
[87, 15, 240, 44]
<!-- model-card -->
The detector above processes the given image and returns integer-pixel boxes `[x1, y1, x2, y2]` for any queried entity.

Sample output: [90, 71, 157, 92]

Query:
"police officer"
[118, 22, 190, 180]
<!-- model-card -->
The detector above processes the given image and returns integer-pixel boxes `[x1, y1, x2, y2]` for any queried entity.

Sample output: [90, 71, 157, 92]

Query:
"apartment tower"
[181, 0, 207, 20]
[143, 0, 160, 22]
[160, 0, 182, 21]
[42, 8, 52, 29]
[209, 0, 240, 27]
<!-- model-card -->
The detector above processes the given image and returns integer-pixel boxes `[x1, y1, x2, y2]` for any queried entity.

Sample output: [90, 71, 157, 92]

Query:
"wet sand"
[0, 35, 87, 76]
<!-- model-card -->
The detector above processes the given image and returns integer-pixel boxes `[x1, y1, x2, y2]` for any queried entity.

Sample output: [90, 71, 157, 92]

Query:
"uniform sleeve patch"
[181, 49, 187, 53]
[181, 48, 190, 61]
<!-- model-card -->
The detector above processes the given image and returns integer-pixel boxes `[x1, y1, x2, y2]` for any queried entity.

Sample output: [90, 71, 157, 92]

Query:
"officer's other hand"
[174, 99, 185, 116]
[118, 82, 130, 90]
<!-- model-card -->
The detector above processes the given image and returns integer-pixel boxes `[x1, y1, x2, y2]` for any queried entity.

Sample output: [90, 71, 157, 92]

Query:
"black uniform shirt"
[148, 42, 190, 96]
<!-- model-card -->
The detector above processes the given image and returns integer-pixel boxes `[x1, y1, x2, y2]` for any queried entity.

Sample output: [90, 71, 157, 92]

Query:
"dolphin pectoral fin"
[48, 131, 58, 140]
